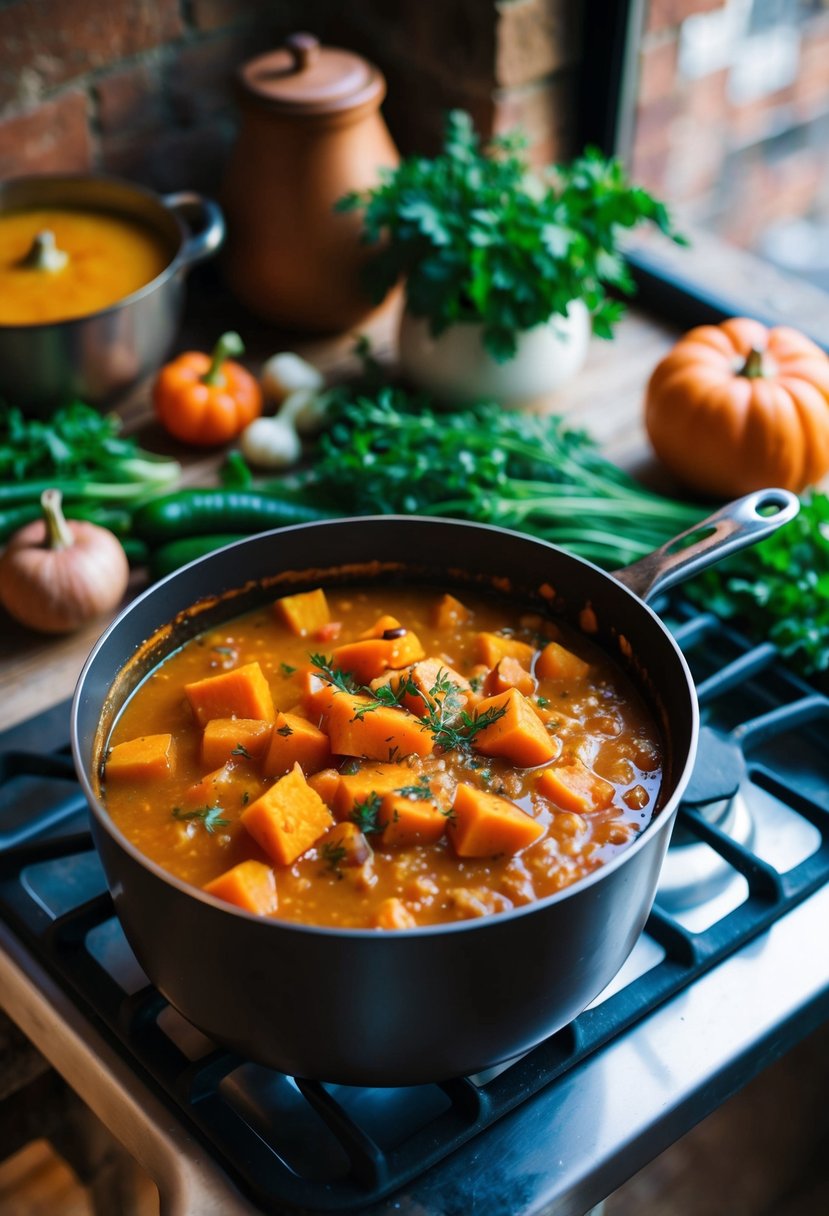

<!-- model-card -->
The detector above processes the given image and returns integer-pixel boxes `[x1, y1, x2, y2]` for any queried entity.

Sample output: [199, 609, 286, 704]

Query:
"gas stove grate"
[1, 600, 828, 1213]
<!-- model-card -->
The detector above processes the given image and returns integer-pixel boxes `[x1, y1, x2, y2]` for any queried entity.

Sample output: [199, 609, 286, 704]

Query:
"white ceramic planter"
[398, 300, 591, 408]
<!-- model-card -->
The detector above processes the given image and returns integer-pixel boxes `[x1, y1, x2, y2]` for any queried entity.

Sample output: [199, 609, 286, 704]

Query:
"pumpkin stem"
[202, 331, 245, 388]
[738, 347, 766, 379]
[41, 488, 75, 550]
[19, 229, 69, 273]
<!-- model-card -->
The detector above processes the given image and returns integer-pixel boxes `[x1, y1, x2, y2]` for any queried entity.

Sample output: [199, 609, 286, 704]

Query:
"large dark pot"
[71, 492, 797, 1085]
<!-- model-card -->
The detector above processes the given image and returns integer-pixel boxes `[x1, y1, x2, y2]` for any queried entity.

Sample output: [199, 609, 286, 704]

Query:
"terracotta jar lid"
[237, 33, 385, 115]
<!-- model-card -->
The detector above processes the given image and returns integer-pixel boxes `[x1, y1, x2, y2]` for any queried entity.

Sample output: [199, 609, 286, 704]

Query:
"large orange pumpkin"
[644, 317, 829, 497]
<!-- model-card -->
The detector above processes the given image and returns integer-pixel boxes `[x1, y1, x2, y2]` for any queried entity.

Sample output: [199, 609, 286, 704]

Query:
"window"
[581, 0, 829, 346]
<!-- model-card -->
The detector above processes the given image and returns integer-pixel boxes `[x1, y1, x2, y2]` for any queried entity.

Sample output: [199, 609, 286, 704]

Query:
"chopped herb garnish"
[280, 662, 297, 675]
[350, 793, 384, 835]
[395, 776, 433, 801]
[171, 805, 230, 833]
[536, 696, 550, 708]
[469, 674, 484, 693]
[321, 841, 347, 875]
[276, 724, 294, 737]
[241, 790, 250, 806]
[423, 702, 507, 753]
[212, 645, 235, 657]
[231, 743, 252, 758]
[309, 653, 360, 694]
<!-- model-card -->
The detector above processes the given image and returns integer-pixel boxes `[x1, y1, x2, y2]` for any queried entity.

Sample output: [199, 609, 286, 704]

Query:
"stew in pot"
[102, 584, 664, 929]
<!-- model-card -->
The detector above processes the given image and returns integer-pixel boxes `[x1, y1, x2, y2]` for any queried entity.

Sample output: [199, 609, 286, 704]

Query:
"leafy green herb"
[309, 387, 704, 569]
[469, 673, 485, 694]
[338, 110, 683, 361]
[423, 702, 507, 753]
[350, 793, 384, 835]
[280, 662, 297, 676]
[276, 724, 294, 737]
[0, 400, 180, 504]
[685, 491, 829, 678]
[171, 805, 230, 833]
[320, 841, 347, 875]
[230, 743, 252, 758]
[309, 653, 360, 694]
[241, 790, 250, 806]
[536, 696, 551, 708]
[395, 776, 434, 801]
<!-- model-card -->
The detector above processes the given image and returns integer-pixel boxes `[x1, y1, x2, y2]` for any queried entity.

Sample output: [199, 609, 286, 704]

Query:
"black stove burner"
[1, 600, 828, 1214]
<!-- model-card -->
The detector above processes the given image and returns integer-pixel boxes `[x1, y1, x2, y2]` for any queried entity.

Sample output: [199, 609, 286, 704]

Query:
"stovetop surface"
[1, 597, 828, 1216]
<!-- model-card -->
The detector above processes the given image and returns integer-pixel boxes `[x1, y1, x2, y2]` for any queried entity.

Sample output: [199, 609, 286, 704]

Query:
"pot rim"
[0, 172, 196, 333]
[71, 514, 698, 941]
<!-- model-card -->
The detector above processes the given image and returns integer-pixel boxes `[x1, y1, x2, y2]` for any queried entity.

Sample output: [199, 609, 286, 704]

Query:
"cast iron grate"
[1, 601, 828, 1213]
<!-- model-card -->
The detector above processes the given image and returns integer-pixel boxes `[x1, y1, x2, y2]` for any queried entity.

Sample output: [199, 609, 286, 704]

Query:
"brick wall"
[632, 0, 829, 251]
[0, 0, 584, 195]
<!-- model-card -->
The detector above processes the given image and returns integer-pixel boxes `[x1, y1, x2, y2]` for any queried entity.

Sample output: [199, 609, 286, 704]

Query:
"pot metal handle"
[162, 191, 226, 268]
[611, 488, 800, 603]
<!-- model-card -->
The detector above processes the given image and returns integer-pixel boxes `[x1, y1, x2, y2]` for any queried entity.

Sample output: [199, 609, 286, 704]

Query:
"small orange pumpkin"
[644, 317, 829, 497]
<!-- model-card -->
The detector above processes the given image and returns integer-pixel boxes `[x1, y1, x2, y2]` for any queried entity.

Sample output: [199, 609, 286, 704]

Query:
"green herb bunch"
[310, 386, 704, 568]
[0, 399, 180, 554]
[338, 110, 682, 361]
[685, 491, 829, 679]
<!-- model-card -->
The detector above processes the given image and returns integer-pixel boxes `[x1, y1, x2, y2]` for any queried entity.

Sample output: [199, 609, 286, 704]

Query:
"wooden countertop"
[0, 287, 682, 734]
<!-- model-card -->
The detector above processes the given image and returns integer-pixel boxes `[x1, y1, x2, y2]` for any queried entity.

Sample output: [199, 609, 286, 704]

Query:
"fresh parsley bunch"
[685, 491, 829, 680]
[338, 110, 683, 361]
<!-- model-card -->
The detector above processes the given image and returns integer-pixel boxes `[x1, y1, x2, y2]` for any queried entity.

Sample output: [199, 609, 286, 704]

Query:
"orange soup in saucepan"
[0, 208, 170, 325]
[101, 584, 664, 930]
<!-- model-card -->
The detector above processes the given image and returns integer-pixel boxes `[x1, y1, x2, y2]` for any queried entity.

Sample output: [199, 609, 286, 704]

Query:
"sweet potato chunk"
[331, 619, 425, 683]
[448, 783, 544, 857]
[185, 662, 274, 728]
[483, 656, 536, 698]
[299, 671, 342, 722]
[182, 761, 239, 806]
[536, 759, 615, 814]
[372, 897, 417, 929]
[262, 712, 331, 777]
[273, 587, 330, 636]
[332, 762, 416, 819]
[380, 793, 447, 847]
[318, 820, 372, 867]
[201, 718, 273, 769]
[379, 657, 471, 719]
[433, 593, 471, 629]
[204, 860, 277, 915]
[473, 688, 555, 767]
[241, 763, 334, 865]
[324, 691, 434, 760]
[535, 641, 590, 682]
[106, 734, 174, 782]
[306, 766, 341, 808]
[475, 632, 536, 668]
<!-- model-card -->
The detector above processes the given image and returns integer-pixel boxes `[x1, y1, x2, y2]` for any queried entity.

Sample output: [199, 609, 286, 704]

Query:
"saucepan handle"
[162, 191, 226, 269]
[611, 488, 800, 604]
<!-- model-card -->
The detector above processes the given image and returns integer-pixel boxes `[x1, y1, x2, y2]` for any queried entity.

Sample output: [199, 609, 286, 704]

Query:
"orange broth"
[0, 208, 170, 324]
[102, 585, 664, 930]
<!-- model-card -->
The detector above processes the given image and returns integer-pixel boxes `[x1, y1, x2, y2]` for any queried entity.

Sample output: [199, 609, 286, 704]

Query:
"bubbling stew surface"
[102, 584, 664, 930]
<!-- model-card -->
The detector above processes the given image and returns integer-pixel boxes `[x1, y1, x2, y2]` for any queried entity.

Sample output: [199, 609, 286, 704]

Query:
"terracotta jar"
[220, 32, 398, 333]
